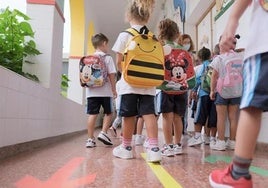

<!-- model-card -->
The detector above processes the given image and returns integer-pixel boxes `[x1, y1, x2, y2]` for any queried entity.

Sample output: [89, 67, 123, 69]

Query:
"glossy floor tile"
[0, 129, 268, 188]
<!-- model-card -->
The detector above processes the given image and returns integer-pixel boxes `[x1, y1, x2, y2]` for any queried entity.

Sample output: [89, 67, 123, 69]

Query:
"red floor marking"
[15, 157, 96, 188]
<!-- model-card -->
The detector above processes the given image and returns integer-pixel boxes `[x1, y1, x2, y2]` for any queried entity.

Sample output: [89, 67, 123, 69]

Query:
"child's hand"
[220, 20, 238, 53]
[113, 91, 117, 99]
[210, 91, 216, 101]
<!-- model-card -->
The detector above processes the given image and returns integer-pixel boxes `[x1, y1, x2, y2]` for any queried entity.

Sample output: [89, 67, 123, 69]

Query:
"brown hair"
[126, 0, 155, 23]
[91, 33, 109, 49]
[158, 18, 180, 44]
[178, 34, 194, 52]
[197, 47, 211, 61]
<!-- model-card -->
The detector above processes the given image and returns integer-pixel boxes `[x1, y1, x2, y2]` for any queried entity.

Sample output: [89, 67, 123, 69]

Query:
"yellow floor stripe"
[141, 153, 183, 188]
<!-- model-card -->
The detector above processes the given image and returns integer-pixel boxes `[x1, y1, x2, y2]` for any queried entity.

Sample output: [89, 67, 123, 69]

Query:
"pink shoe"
[209, 164, 253, 188]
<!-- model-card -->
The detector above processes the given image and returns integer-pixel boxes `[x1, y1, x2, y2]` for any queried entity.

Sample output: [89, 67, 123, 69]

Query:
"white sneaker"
[113, 144, 133, 159]
[210, 139, 226, 151]
[226, 139, 236, 150]
[173, 144, 183, 155]
[209, 137, 216, 148]
[181, 134, 190, 147]
[109, 126, 117, 137]
[135, 135, 145, 146]
[188, 136, 203, 147]
[86, 138, 96, 148]
[203, 135, 210, 145]
[146, 147, 161, 162]
[143, 138, 149, 149]
[161, 144, 174, 157]
[97, 131, 113, 145]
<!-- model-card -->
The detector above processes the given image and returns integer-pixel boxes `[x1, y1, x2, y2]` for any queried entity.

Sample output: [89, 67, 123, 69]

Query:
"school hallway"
[0, 127, 268, 188]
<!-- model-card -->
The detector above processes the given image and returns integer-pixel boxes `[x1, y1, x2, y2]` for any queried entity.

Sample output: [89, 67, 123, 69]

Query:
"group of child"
[84, 0, 268, 187]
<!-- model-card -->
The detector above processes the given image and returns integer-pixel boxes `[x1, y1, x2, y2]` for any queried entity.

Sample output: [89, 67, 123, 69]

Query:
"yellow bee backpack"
[122, 27, 165, 88]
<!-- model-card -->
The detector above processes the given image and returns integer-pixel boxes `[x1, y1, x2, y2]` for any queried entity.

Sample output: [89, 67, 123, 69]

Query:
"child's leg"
[143, 114, 158, 146]
[102, 113, 112, 133]
[228, 104, 239, 141]
[87, 114, 98, 138]
[215, 105, 227, 140]
[235, 107, 262, 158]
[173, 113, 183, 144]
[123, 116, 136, 140]
[136, 117, 144, 135]
[162, 112, 174, 144]
[112, 115, 122, 129]
[134, 117, 145, 145]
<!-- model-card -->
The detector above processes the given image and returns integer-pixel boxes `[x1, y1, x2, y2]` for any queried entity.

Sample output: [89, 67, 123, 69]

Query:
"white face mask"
[183, 44, 191, 51]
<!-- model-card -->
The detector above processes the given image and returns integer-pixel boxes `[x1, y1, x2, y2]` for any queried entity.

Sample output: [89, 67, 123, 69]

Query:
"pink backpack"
[216, 51, 244, 99]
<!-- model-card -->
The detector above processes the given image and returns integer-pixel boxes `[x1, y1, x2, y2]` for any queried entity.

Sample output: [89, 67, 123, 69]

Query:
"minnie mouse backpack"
[157, 45, 196, 94]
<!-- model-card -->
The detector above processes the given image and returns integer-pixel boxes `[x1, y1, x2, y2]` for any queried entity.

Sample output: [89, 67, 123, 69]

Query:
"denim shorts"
[215, 93, 241, 105]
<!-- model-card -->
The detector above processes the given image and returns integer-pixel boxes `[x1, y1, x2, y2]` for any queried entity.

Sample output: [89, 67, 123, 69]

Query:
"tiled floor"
[0, 128, 268, 188]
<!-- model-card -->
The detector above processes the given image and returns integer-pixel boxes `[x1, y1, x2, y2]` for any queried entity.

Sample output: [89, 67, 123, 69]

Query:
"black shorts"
[194, 95, 217, 128]
[157, 91, 187, 116]
[87, 97, 113, 115]
[119, 94, 155, 117]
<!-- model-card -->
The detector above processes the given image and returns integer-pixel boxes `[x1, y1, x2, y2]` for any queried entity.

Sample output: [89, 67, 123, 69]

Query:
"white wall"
[0, 66, 87, 147]
[214, 4, 251, 49]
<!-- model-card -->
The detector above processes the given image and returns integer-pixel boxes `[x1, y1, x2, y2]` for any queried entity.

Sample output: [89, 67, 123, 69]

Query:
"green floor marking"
[205, 155, 268, 177]
[141, 153, 182, 188]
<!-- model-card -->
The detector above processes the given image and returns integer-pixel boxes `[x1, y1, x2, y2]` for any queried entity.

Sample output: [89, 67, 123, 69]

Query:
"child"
[85, 33, 117, 148]
[134, 116, 146, 145]
[209, 0, 268, 187]
[187, 47, 217, 147]
[178, 34, 195, 136]
[109, 75, 123, 137]
[209, 40, 243, 151]
[112, 0, 161, 162]
[157, 18, 186, 156]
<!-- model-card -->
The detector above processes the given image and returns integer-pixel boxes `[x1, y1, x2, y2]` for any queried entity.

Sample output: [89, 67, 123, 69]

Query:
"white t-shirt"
[85, 51, 116, 98]
[244, 0, 268, 59]
[112, 24, 156, 96]
[114, 79, 123, 110]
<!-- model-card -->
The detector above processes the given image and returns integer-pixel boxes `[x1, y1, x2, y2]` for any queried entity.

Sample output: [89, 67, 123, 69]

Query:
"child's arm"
[210, 69, 218, 101]
[115, 52, 123, 73]
[220, 0, 252, 52]
[108, 73, 117, 98]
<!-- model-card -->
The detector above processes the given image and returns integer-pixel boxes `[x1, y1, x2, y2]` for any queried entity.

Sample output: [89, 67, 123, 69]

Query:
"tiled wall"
[0, 66, 87, 148]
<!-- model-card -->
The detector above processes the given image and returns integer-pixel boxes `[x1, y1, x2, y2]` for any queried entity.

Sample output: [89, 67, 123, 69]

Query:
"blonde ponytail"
[127, 0, 155, 23]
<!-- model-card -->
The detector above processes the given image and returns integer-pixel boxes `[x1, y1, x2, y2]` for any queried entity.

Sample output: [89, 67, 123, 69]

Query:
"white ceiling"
[84, 0, 165, 49]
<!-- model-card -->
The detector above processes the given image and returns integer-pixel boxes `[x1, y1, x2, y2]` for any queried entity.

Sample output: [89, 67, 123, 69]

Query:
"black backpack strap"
[140, 26, 149, 34]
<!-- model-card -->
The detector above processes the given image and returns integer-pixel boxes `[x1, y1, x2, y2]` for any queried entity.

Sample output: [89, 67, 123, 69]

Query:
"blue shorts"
[215, 93, 241, 105]
[194, 95, 217, 128]
[240, 52, 268, 111]
[87, 97, 113, 115]
[119, 94, 155, 117]
[156, 91, 187, 116]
